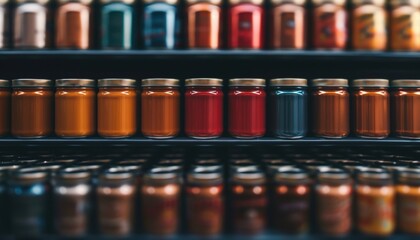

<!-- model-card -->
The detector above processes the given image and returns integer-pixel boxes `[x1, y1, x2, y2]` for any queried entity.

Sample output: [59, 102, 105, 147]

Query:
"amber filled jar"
[11, 79, 53, 138]
[396, 169, 420, 234]
[352, 0, 387, 50]
[186, 171, 224, 236]
[392, 79, 420, 138]
[0, 80, 10, 136]
[55, 79, 95, 138]
[353, 79, 390, 138]
[97, 78, 137, 138]
[141, 78, 180, 139]
[356, 171, 395, 236]
[312, 78, 349, 138]
[390, 0, 420, 51]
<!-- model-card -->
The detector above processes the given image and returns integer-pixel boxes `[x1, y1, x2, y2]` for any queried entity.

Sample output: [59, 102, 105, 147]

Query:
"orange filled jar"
[97, 78, 137, 138]
[141, 78, 180, 139]
[55, 79, 96, 138]
[0, 80, 10, 136]
[390, 0, 420, 51]
[11, 79, 53, 138]
[396, 169, 420, 234]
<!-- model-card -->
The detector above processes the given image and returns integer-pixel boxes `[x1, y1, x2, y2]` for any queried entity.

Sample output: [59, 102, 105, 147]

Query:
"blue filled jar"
[269, 78, 307, 139]
[101, 0, 135, 49]
[143, 0, 178, 49]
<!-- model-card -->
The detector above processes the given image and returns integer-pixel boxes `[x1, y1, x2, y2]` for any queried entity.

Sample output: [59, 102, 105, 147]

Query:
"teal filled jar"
[100, 0, 135, 49]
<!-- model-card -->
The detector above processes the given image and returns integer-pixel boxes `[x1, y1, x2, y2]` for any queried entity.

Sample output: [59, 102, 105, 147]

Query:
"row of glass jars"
[0, 78, 418, 139]
[0, 0, 418, 50]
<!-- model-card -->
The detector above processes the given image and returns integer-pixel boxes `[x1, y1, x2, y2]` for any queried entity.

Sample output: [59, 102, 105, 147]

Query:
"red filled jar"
[185, 78, 224, 139]
[228, 0, 264, 49]
[228, 78, 266, 138]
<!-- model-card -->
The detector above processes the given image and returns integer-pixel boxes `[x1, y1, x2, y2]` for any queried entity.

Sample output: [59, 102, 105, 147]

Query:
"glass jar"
[390, 0, 420, 51]
[228, 0, 264, 49]
[11, 79, 53, 138]
[54, 169, 91, 236]
[269, 78, 307, 139]
[97, 170, 135, 236]
[0, 79, 10, 136]
[392, 79, 420, 138]
[352, 0, 387, 51]
[316, 170, 352, 236]
[185, 78, 223, 139]
[143, 0, 178, 49]
[396, 169, 420, 234]
[0, 0, 9, 49]
[13, 0, 49, 49]
[312, 78, 349, 138]
[141, 170, 181, 235]
[141, 78, 180, 139]
[97, 78, 137, 138]
[270, 0, 306, 49]
[186, 171, 224, 236]
[186, 0, 222, 49]
[313, 0, 347, 50]
[228, 78, 266, 138]
[55, 0, 92, 49]
[230, 170, 267, 235]
[353, 79, 390, 138]
[55, 79, 96, 138]
[9, 170, 48, 236]
[100, 0, 134, 49]
[356, 171, 395, 236]
[271, 167, 311, 233]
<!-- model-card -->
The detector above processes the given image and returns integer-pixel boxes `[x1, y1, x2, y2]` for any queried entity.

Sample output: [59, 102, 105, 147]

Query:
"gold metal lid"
[229, 78, 266, 87]
[313, 0, 345, 6]
[144, 0, 178, 4]
[142, 78, 179, 87]
[352, 0, 386, 6]
[185, 78, 223, 87]
[0, 79, 9, 88]
[58, 0, 93, 5]
[312, 78, 348, 87]
[353, 79, 389, 87]
[101, 0, 135, 4]
[56, 79, 95, 87]
[229, 0, 264, 5]
[270, 78, 307, 87]
[391, 0, 420, 7]
[392, 79, 420, 88]
[186, 0, 222, 5]
[98, 78, 136, 87]
[12, 79, 52, 88]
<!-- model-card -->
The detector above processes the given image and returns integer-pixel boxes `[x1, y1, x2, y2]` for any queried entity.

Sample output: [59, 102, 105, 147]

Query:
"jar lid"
[318, 170, 351, 182]
[57, 169, 91, 180]
[12, 169, 47, 181]
[352, 0, 385, 6]
[391, 0, 420, 7]
[229, 78, 266, 87]
[274, 167, 310, 182]
[16, 0, 50, 4]
[186, 0, 222, 5]
[145, 167, 180, 182]
[0, 79, 9, 88]
[271, 0, 305, 5]
[185, 78, 223, 87]
[313, 0, 346, 6]
[100, 169, 133, 180]
[312, 78, 348, 87]
[270, 78, 307, 87]
[98, 78, 136, 87]
[12, 79, 52, 88]
[141, 78, 179, 87]
[232, 170, 266, 185]
[58, 0, 93, 5]
[143, 0, 178, 4]
[353, 79, 389, 87]
[101, 0, 135, 4]
[357, 169, 392, 184]
[397, 169, 420, 184]
[229, 0, 264, 5]
[187, 171, 223, 185]
[56, 79, 96, 87]
[392, 79, 420, 88]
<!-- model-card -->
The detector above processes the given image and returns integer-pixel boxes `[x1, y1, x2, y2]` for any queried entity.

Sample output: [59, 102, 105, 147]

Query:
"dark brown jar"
[11, 79, 53, 138]
[186, 171, 224, 236]
[230, 170, 267, 235]
[54, 169, 91, 236]
[141, 169, 181, 235]
[353, 79, 390, 139]
[97, 170, 135, 236]
[316, 170, 353, 236]
[312, 78, 350, 138]
[0, 79, 10, 136]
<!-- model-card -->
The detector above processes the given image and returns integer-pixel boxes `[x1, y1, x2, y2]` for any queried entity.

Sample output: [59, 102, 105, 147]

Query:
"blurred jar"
[270, 0, 306, 49]
[352, 0, 387, 51]
[0, 79, 10, 136]
[390, 0, 420, 51]
[0, 0, 9, 49]
[11, 79, 53, 138]
[56, 0, 92, 49]
[100, 0, 135, 49]
[228, 0, 264, 49]
[55, 79, 96, 138]
[97, 78, 137, 138]
[313, 0, 347, 50]
[396, 169, 420, 234]
[186, 0, 222, 49]
[143, 0, 178, 49]
[14, 0, 49, 49]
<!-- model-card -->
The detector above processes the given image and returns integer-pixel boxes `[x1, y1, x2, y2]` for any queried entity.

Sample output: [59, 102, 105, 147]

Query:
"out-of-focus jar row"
[1, 78, 419, 139]
[0, 0, 418, 50]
